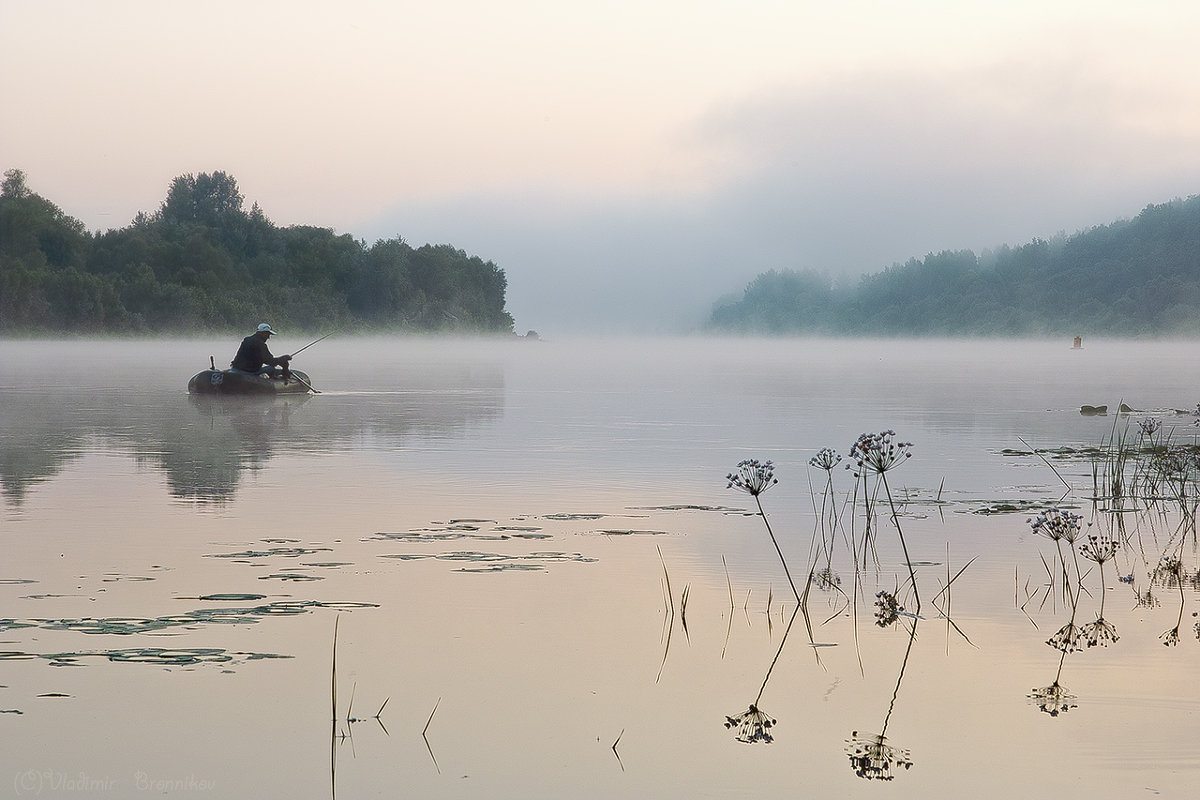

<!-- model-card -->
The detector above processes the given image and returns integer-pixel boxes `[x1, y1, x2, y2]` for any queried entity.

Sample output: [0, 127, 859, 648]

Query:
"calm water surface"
[2, 336, 1199, 798]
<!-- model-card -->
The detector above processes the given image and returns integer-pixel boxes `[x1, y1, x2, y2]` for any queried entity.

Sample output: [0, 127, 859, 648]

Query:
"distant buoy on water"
[1072, 336, 1082, 349]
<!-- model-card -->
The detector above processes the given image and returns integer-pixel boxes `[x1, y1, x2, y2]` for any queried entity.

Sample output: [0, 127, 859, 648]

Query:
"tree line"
[0, 169, 515, 334]
[710, 195, 1200, 336]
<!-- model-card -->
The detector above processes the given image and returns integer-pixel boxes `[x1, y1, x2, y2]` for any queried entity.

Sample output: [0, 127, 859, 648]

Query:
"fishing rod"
[289, 332, 333, 359]
[277, 332, 331, 394]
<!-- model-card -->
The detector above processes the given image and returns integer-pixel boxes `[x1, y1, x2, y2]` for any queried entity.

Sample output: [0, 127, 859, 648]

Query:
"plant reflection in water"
[724, 607, 800, 745]
[1030, 598, 1083, 718]
[724, 438, 928, 779]
[1025, 506, 1091, 716]
[1080, 529, 1120, 648]
[845, 615, 917, 781]
[718, 420, 1200, 778]
[328, 617, 395, 799]
[1154, 556, 1185, 646]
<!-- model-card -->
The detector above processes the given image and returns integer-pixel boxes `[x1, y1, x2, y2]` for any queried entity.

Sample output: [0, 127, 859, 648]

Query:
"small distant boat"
[188, 368, 315, 395]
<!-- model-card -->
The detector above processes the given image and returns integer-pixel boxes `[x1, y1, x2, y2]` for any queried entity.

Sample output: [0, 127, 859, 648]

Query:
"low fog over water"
[3, 336, 1200, 797]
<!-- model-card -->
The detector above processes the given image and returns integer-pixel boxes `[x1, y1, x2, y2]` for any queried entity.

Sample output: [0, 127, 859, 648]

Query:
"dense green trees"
[710, 269, 838, 333]
[710, 196, 1200, 336]
[0, 169, 515, 334]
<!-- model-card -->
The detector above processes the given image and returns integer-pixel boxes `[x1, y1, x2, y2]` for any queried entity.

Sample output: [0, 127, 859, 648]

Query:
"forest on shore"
[0, 170, 514, 335]
[710, 194, 1200, 336]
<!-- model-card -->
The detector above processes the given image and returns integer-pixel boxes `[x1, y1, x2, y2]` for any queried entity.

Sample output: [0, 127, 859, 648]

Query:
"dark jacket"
[231, 334, 279, 371]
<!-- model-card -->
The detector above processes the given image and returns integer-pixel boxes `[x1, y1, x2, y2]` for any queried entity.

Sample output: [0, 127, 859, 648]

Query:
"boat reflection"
[163, 394, 313, 502]
[0, 369, 504, 506]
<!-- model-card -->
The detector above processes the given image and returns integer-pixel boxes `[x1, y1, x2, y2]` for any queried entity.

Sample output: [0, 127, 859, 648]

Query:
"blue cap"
[257, 323, 278, 335]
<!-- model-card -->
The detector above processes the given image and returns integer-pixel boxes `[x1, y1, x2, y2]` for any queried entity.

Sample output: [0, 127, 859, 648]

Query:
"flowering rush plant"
[1080, 532, 1118, 565]
[809, 447, 842, 471]
[725, 458, 800, 601]
[726, 459, 778, 496]
[847, 431, 912, 477]
[1028, 508, 1083, 543]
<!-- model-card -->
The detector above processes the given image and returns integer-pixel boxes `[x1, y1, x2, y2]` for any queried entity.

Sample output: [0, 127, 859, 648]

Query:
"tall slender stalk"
[880, 473, 920, 613]
[727, 459, 801, 603]
[755, 494, 801, 603]
[849, 432, 918, 613]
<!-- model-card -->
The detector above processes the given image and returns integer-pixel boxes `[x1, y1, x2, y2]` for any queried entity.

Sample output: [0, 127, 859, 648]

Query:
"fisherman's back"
[231, 334, 272, 371]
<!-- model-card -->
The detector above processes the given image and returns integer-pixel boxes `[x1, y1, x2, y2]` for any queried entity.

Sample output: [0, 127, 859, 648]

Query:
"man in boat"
[230, 323, 292, 379]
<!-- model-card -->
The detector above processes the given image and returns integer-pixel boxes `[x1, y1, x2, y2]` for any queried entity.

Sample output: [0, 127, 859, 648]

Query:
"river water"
[1, 336, 1198, 798]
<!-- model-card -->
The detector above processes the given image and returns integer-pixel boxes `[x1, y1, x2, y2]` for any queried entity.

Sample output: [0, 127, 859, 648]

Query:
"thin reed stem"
[756, 494, 801, 602]
[881, 473, 920, 613]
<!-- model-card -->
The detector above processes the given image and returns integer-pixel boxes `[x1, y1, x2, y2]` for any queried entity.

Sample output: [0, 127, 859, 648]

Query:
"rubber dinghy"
[188, 369, 315, 395]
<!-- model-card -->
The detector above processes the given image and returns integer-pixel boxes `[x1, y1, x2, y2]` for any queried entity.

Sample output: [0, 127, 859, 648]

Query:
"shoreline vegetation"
[709, 193, 1200, 337]
[7, 164, 1199, 339]
[0, 169, 515, 336]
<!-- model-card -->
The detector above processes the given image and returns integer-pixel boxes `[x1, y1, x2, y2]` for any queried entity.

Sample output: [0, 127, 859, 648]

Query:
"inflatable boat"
[187, 368, 315, 395]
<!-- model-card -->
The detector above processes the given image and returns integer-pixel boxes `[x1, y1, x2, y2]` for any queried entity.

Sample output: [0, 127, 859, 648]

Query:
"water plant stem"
[754, 606, 799, 706]
[880, 473, 920, 614]
[755, 494, 801, 603]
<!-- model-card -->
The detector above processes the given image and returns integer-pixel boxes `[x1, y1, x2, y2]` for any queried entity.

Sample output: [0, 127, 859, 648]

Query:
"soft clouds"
[692, 57, 1200, 271]
[367, 53, 1200, 334]
[7, 2, 1200, 334]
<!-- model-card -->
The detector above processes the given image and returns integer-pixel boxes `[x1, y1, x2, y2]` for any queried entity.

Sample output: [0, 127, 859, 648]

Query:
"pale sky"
[5, 1, 1200, 333]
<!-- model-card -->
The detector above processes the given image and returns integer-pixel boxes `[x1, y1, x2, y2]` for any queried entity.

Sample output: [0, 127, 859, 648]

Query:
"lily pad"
[206, 547, 332, 559]
[379, 550, 598, 571]
[971, 500, 1047, 515]
[28, 599, 376, 637]
[630, 505, 741, 512]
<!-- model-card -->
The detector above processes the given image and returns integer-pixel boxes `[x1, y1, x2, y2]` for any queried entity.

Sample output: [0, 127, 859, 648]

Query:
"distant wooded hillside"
[710, 195, 1200, 336]
[0, 169, 514, 334]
